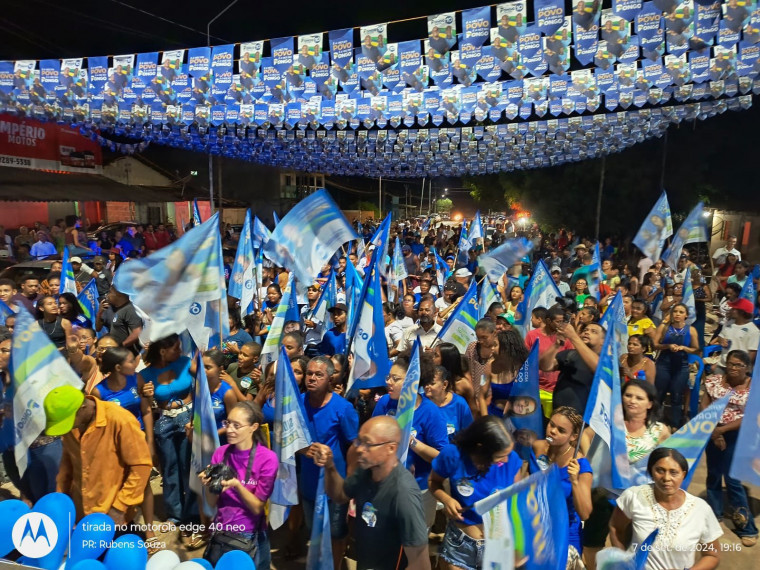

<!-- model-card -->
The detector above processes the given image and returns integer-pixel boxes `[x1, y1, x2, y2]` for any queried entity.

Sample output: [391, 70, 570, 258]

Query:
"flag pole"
[574, 421, 585, 458]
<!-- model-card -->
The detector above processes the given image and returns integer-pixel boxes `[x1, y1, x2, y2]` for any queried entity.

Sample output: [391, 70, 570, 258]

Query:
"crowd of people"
[0, 213, 758, 570]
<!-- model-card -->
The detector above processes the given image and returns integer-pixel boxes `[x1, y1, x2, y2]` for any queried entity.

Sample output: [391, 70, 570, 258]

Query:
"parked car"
[0, 255, 96, 286]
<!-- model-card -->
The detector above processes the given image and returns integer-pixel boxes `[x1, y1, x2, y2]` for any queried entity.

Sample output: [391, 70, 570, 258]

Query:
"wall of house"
[103, 157, 173, 186]
[709, 209, 760, 263]
[0, 201, 51, 229]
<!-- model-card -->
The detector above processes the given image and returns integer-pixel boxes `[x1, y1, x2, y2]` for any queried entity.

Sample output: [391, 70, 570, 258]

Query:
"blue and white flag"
[193, 199, 202, 225]
[438, 280, 479, 353]
[189, 351, 221, 517]
[60, 246, 78, 296]
[0, 299, 15, 322]
[273, 211, 280, 226]
[662, 202, 706, 271]
[369, 214, 391, 275]
[731, 339, 760, 486]
[433, 247, 451, 292]
[478, 237, 534, 283]
[508, 341, 542, 460]
[306, 468, 333, 570]
[740, 273, 757, 305]
[682, 267, 697, 326]
[599, 290, 629, 354]
[346, 256, 390, 394]
[469, 211, 483, 243]
[272, 347, 314, 526]
[584, 330, 630, 491]
[632, 191, 673, 263]
[263, 189, 358, 285]
[596, 529, 659, 570]
[479, 278, 502, 320]
[252, 215, 272, 250]
[260, 273, 299, 370]
[421, 217, 431, 232]
[397, 337, 421, 464]
[389, 236, 408, 302]
[229, 210, 254, 302]
[456, 221, 470, 268]
[474, 466, 569, 570]
[76, 279, 99, 325]
[514, 260, 563, 335]
[345, 258, 367, 338]
[629, 392, 732, 489]
[113, 213, 228, 344]
[11, 308, 83, 474]
[589, 242, 602, 301]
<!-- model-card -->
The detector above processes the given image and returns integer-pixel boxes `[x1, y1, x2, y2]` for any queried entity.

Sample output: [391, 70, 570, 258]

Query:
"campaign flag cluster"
[113, 213, 228, 345]
[11, 308, 83, 474]
[263, 189, 358, 285]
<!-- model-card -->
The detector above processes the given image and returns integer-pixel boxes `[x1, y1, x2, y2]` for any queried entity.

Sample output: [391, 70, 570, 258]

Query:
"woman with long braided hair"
[531, 406, 593, 561]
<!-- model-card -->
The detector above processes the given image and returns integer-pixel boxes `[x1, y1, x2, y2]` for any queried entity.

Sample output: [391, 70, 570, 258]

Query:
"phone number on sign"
[0, 155, 32, 167]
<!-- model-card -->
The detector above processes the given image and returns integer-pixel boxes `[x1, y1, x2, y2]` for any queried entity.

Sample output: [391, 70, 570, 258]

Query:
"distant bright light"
[453, 213, 462, 221]
[519, 217, 529, 226]
[702, 211, 712, 218]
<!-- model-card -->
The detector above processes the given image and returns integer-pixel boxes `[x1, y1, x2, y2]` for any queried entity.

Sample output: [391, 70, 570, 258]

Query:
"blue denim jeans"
[440, 521, 484, 570]
[154, 408, 193, 523]
[203, 530, 270, 570]
[2, 438, 62, 503]
[655, 356, 690, 427]
[706, 430, 758, 537]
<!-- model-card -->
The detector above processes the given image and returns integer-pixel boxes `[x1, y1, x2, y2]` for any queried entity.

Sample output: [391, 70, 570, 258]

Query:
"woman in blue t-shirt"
[201, 348, 237, 444]
[531, 406, 593, 559]
[423, 366, 473, 442]
[93, 347, 159, 551]
[429, 416, 523, 570]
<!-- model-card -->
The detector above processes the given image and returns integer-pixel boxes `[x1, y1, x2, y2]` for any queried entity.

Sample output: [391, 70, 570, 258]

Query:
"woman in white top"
[609, 448, 722, 570]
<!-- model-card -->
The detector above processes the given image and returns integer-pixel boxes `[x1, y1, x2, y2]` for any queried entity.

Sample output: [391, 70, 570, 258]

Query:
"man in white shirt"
[712, 298, 759, 368]
[712, 236, 741, 266]
[637, 256, 654, 282]
[551, 267, 571, 296]
[398, 295, 441, 352]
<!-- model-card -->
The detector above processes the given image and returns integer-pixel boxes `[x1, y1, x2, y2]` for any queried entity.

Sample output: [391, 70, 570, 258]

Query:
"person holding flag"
[701, 349, 758, 546]
[313, 415, 431, 570]
[300, 355, 359, 570]
[199, 401, 278, 569]
[428, 415, 522, 570]
[610, 448, 723, 569]
[531, 406, 593, 559]
[373, 350, 449, 529]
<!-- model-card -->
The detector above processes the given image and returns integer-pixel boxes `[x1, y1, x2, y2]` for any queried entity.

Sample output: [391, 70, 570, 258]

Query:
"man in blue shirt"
[317, 303, 347, 356]
[301, 356, 359, 570]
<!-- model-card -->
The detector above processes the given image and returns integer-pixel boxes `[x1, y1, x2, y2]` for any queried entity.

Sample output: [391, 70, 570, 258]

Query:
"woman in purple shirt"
[200, 401, 278, 570]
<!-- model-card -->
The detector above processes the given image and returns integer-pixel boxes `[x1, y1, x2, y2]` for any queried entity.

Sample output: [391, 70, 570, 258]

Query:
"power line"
[107, 0, 230, 43]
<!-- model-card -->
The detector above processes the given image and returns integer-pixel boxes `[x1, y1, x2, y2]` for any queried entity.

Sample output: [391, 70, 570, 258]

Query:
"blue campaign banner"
[428, 12, 457, 55]
[189, 351, 221, 517]
[573, 0, 602, 31]
[77, 279, 99, 324]
[695, 2, 722, 42]
[271, 36, 295, 74]
[535, 0, 565, 35]
[614, 0, 643, 21]
[88, 56, 109, 93]
[632, 190, 673, 262]
[396, 337, 422, 464]
[473, 466, 569, 570]
[574, 20, 600, 65]
[188, 47, 211, 77]
[211, 45, 234, 88]
[514, 259, 563, 334]
[305, 469, 333, 570]
[399, 40, 423, 87]
[229, 209, 253, 300]
[439, 280, 479, 353]
[662, 202, 706, 270]
[39, 60, 60, 96]
[462, 6, 491, 47]
[329, 28, 354, 68]
[518, 25, 548, 76]
[60, 247, 77, 296]
[507, 341, 542, 459]
[599, 290, 629, 353]
[730, 343, 760, 486]
[264, 189, 358, 286]
[478, 237, 534, 282]
[134, 52, 157, 92]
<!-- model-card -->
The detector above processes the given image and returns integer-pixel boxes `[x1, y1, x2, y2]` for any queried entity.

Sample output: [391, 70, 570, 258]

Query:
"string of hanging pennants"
[0, 0, 758, 176]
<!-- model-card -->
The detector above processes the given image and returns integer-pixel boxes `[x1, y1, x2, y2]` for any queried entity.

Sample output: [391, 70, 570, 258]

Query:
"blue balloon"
[33, 493, 76, 570]
[191, 559, 214, 570]
[70, 560, 108, 570]
[102, 534, 147, 570]
[0, 499, 30, 557]
[215, 550, 255, 570]
[66, 513, 115, 569]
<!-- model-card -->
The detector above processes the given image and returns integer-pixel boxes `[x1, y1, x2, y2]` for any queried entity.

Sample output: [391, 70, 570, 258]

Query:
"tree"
[435, 197, 453, 213]
[465, 173, 525, 211]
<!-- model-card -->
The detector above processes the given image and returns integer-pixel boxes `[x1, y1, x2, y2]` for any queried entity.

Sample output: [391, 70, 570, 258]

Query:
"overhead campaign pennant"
[11, 308, 83, 475]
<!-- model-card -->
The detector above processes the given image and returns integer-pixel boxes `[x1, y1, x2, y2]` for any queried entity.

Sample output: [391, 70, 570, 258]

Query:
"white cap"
[70, 256, 83, 264]
[455, 268, 472, 277]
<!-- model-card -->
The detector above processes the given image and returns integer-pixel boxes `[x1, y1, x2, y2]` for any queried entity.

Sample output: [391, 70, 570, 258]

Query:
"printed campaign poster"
[428, 12, 457, 55]
[497, 1, 528, 44]
[462, 6, 491, 47]
[535, 0, 565, 35]
[723, 0, 753, 33]
[360, 24, 388, 63]
[240, 41, 264, 84]
[298, 33, 323, 71]
[665, 53, 692, 84]
[602, 9, 632, 57]
[573, 0, 602, 31]
[666, 2, 695, 55]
